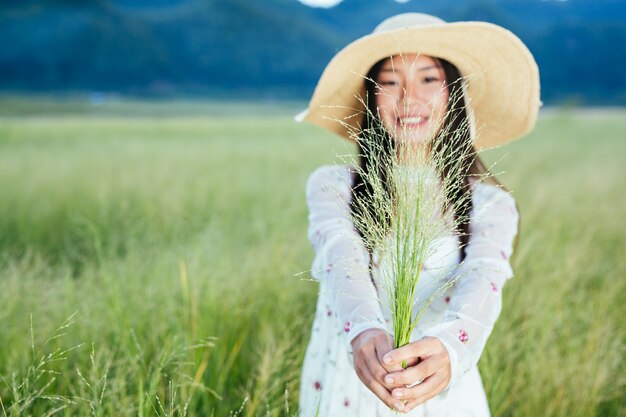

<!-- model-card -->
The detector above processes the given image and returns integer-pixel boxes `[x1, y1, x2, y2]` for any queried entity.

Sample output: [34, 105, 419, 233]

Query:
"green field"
[0, 98, 624, 416]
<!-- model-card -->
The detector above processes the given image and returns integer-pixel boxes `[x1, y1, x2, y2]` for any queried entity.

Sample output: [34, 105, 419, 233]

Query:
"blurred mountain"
[1, 0, 625, 104]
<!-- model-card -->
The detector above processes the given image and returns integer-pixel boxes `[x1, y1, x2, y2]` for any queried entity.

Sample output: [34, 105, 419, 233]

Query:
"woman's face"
[373, 53, 449, 153]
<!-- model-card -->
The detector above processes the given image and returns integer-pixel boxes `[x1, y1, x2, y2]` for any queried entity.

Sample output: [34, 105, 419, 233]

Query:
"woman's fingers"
[375, 335, 406, 374]
[382, 338, 435, 368]
[352, 329, 408, 411]
[374, 331, 394, 365]
[358, 359, 406, 412]
[381, 355, 419, 373]
[379, 338, 419, 373]
[384, 355, 437, 388]
[402, 379, 448, 412]
[391, 369, 447, 406]
[366, 344, 396, 390]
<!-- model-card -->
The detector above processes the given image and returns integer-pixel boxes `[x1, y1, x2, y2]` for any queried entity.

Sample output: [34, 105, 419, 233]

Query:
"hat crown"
[373, 13, 446, 34]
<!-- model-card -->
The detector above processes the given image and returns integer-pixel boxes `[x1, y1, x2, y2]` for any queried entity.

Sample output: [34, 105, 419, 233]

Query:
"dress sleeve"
[305, 165, 389, 365]
[420, 183, 520, 392]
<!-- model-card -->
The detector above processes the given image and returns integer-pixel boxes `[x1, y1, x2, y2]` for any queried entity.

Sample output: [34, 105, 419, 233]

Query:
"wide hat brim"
[295, 17, 542, 151]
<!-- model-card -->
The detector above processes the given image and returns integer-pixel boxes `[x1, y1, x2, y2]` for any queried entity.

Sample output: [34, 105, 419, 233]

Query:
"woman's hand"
[380, 336, 452, 413]
[351, 328, 418, 412]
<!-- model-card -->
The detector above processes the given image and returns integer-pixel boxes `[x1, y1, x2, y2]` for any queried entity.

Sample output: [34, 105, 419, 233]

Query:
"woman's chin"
[394, 127, 433, 148]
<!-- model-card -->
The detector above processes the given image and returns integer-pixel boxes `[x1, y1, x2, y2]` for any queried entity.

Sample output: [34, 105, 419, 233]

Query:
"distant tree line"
[1, 0, 625, 105]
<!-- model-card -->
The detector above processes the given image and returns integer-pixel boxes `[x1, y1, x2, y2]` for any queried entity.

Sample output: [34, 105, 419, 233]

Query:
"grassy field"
[0, 98, 624, 416]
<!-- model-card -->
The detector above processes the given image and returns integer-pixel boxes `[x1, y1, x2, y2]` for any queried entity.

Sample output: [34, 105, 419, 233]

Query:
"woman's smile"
[397, 114, 429, 128]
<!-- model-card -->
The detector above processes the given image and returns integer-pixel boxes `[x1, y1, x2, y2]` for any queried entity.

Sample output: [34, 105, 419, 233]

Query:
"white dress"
[298, 164, 520, 417]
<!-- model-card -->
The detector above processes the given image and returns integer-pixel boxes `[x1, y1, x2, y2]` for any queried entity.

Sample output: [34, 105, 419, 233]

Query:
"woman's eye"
[380, 81, 397, 86]
[424, 77, 439, 83]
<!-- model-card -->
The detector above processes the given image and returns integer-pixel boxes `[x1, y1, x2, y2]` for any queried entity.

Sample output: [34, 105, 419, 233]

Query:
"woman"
[295, 13, 540, 416]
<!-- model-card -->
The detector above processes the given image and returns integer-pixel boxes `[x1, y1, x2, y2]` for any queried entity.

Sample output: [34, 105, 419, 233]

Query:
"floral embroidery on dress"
[490, 282, 498, 292]
[314, 381, 322, 391]
[326, 263, 333, 273]
[344, 321, 352, 333]
[343, 398, 350, 407]
[458, 329, 469, 343]
[500, 250, 508, 260]
[445, 296, 451, 304]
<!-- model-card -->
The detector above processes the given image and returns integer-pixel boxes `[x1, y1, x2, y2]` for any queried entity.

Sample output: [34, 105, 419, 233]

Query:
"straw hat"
[294, 13, 542, 151]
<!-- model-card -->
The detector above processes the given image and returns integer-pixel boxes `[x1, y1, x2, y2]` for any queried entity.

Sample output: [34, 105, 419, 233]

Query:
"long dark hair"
[349, 55, 519, 265]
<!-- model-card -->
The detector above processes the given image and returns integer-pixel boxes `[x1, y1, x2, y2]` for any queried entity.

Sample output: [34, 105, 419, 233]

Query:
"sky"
[298, 0, 410, 8]
[297, 0, 342, 6]
[297, 0, 568, 6]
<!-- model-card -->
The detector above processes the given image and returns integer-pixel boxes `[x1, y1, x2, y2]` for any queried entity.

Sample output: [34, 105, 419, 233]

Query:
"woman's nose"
[401, 81, 425, 104]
